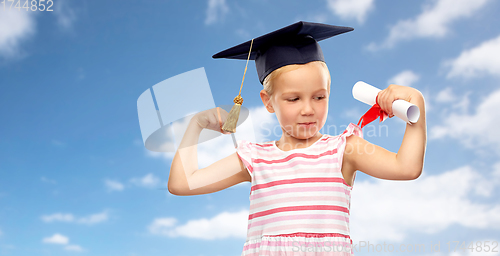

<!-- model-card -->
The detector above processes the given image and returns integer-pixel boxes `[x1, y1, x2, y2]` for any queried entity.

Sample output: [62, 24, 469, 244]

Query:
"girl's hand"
[345, 84, 427, 182]
[194, 107, 232, 134]
[377, 84, 424, 118]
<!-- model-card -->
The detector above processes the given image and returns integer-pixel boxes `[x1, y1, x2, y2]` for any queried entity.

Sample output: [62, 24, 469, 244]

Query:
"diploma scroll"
[352, 81, 420, 124]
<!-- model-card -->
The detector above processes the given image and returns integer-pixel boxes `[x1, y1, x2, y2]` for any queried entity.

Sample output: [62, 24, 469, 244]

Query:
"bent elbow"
[167, 184, 184, 196]
[411, 170, 422, 180]
[407, 166, 423, 180]
[167, 185, 177, 195]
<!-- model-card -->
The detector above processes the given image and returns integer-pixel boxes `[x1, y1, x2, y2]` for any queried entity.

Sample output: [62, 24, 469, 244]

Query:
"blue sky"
[1, 0, 500, 255]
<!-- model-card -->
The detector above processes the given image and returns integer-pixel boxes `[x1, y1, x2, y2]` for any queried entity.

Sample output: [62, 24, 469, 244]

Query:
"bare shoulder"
[344, 134, 365, 161]
[341, 135, 363, 186]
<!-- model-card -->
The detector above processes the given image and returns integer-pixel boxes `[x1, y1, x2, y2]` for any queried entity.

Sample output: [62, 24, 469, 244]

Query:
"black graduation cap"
[212, 21, 354, 84]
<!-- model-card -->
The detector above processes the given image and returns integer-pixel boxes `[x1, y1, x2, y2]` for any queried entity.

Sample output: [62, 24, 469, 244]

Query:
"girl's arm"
[344, 84, 427, 180]
[168, 108, 251, 196]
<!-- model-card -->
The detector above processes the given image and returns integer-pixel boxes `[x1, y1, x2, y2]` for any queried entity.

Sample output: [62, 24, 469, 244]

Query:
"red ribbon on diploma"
[357, 95, 389, 128]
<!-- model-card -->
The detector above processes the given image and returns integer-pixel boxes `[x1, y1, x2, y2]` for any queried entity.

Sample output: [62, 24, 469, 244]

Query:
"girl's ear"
[260, 90, 275, 113]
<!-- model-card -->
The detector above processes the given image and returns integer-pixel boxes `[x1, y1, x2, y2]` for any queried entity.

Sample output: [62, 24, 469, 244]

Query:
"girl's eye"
[287, 96, 325, 102]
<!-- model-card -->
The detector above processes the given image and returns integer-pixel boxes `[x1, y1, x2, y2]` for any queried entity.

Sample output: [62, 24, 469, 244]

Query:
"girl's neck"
[275, 133, 323, 151]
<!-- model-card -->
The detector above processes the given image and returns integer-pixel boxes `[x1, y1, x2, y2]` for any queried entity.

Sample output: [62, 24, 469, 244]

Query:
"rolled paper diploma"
[352, 81, 420, 124]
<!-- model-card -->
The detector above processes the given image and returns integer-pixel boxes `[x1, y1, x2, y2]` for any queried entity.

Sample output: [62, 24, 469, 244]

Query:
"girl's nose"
[301, 102, 315, 115]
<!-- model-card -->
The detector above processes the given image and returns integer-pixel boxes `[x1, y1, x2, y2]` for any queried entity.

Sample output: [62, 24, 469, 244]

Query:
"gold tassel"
[221, 38, 254, 134]
[222, 95, 243, 133]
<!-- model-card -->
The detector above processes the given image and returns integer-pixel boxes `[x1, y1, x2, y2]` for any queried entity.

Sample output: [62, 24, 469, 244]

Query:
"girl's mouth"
[298, 122, 316, 127]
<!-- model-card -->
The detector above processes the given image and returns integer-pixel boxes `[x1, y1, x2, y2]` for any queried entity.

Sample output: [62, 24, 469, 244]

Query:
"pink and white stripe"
[236, 123, 363, 255]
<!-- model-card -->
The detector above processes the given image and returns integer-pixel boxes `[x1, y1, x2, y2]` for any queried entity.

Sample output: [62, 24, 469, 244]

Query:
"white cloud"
[76, 211, 108, 225]
[130, 173, 161, 188]
[41, 213, 75, 223]
[53, 0, 77, 30]
[41, 176, 57, 184]
[494, 162, 500, 184]
[435, 87, 456, 103]
[104, 179, 125, 192]
[146, 149, 165, 158]
[0, 9, 36, 59]
[387, 70, 420, 87]
[42, 233, 69, 244]
[235, 28, 250, 39]
[307, 14, 329, 24]
[0, 2, 76, 60]
[430, 88, 500, 154]
[64, 244, 84, 252]
[444, 34, 500, 79]
[351, 165, 500, 243]
[42, 233, 84, 252]
[41, 211, 108, 225]
[326, 0, 374, 24]
[204, 0, 229, 25]
[447, 248, 500, 256]
[368, 0, 492, 50]
[148, 209, 248, 239]
[434, 87, 471, 114]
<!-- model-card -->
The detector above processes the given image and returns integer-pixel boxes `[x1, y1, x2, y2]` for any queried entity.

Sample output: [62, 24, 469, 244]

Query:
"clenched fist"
[194, 107, 231, 134]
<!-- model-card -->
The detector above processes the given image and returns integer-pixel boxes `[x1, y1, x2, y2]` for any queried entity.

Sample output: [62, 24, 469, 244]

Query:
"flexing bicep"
[170, 152, 250, 196]
[345, 135, 417, 180]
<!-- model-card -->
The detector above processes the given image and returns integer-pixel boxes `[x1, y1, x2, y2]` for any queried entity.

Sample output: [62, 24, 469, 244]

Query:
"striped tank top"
[235, 123, 363, 256]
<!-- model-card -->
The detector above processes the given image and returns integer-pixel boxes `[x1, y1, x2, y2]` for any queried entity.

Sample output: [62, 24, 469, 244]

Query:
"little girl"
[168, 21, 427, 256]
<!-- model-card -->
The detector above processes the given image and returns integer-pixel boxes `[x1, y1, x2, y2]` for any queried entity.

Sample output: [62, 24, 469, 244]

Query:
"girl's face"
[261, 62, 330, 140]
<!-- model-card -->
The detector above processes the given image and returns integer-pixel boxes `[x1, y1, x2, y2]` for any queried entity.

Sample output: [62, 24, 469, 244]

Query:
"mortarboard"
[213, 21, 354, 84]
[213, 21, 354, 134]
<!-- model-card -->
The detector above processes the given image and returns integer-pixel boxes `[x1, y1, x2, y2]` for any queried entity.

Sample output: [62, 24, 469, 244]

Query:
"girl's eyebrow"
[282, 88, 327, 95]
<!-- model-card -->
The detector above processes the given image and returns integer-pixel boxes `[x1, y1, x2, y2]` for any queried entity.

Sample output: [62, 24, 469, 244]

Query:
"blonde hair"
[262, 61, 331, 98]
